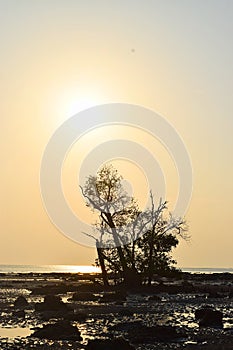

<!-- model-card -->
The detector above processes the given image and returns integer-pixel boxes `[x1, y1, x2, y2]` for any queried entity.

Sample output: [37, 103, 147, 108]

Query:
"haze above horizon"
[0, 0, 232, 268]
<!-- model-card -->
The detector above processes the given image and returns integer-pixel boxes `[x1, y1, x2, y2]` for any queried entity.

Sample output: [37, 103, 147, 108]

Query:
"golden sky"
[0, 0, 233, 267]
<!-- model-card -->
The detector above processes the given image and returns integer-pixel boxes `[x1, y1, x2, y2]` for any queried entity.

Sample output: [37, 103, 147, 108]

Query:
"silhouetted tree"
[81, 165, 188, 286]
[133, 194, 188, 284]
[81, 165, 140, 286]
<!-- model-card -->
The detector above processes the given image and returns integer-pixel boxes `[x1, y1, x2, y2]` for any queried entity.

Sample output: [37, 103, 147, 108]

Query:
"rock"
[109, 321, 142, 332]
[63, 311, 87, 322]
[147, 294, 161, 301]
[128, 325, 186, 343]
[185, 343, 233, 350]
[39, 307, 86, 322]
[14, 296, 28, 309]
[86, 338, 135, 350]
[13, 310, 25, 318]
[181, 280, 193, 287]
[99, 291, 127, 303]
[72, 292, 98, 301]
[77, 282, 104, 293]
[207, 292, 226, 299]
[30, 283, 77, 295]
[195, 307, 223, 328]
[39, 310, 65, 321]
[31, 320, 82, 340]
[118, 308, 134, 317]
[35, 295, 68, 312]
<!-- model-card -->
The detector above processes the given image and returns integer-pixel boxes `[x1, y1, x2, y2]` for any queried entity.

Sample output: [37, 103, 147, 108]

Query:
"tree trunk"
[96, 242, 109, 287]
[148, 232, 154, 286]
[105, 212, 128, 272]
[103, 212, 141, 287]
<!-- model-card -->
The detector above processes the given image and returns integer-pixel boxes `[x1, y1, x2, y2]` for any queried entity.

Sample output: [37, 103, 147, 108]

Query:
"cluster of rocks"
[110, 321, 187, 344]
[35, 294, 87, 321]
[7, 284, 230, 350]
[35, 295, 68, 312]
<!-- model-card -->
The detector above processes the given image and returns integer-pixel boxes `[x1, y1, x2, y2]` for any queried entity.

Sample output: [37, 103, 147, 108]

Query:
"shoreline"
[0, 271, 232, 349]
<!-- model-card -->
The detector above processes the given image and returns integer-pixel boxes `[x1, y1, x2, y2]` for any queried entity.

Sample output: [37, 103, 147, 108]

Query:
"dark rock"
[207, 292, 226, 299]
[99, 291, 127, 303]
[64, 311, 87, 322]
[14, 296, 28, 309]
[35, 295, 68, 312]
[39, 310, 65, 321]
[194, 294, 207, 299]
[77, 282, 104, 293]
[109, 321, 142, 332]
[114, 300, 125, 305]
[147, 294, 161, 301]
[30, 283, 78, 295]
[86, 338, 135, 350]
[118, 308, 134, 317]
[39, 309, 86, 322]
[13, 310, 25, 318]
[72, 292, 98, 301]
[128, 325, 186, 343]
[195, 307, 223, 328]
[31, 320, 82, 340]
[181, 280, 193, 287]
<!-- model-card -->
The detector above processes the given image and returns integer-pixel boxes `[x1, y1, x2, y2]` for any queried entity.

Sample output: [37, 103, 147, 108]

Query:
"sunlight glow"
[62, 86, 107, 117]
[60, 265, 101, 274]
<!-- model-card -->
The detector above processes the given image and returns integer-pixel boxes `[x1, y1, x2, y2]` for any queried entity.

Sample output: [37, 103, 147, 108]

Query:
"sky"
[0, 0, 233, 268]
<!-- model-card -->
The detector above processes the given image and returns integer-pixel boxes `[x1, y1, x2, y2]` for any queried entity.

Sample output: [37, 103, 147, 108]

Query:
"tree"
[80, 164, 140, 286]
[81, 164, 188, 286]
[132, 194, 188, 284]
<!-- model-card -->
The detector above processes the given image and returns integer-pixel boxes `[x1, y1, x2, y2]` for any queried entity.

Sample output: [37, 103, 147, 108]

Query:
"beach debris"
[35, 295, 68, 312]
[14, 296, 28, 309]
[195, 307, 223, 328]
[86, 337, 135, 350]
[31, 320, 82, 340]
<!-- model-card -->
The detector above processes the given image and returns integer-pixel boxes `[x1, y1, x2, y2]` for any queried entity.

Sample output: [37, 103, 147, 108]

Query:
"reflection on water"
[0, 264, 101, 274]
[0, 327, 31, 338]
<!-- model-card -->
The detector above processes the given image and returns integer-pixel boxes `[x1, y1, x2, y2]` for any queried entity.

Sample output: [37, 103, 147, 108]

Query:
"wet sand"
[0, 272, 232, 349]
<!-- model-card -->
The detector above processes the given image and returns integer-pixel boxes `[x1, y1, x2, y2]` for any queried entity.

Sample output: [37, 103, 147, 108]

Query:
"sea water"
[0, 265, 232, 274]
[0, 265, 100, 274]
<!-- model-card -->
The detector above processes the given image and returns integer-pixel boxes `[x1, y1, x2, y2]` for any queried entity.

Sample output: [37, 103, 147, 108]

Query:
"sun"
[62, 86, 108, 117]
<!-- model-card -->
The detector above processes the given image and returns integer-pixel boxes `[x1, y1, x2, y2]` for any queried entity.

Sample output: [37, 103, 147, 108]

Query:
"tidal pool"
[0, 326, 32, 338]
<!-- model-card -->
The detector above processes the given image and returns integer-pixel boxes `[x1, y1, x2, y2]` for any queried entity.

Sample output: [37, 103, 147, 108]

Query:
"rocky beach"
[0, 271, 232, 349]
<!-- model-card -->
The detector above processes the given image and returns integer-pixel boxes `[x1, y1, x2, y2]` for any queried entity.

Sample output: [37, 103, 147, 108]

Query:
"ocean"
[181, 267, 233, 274]
[0, 265, 232, 274]
[0, 265, 101, 274]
